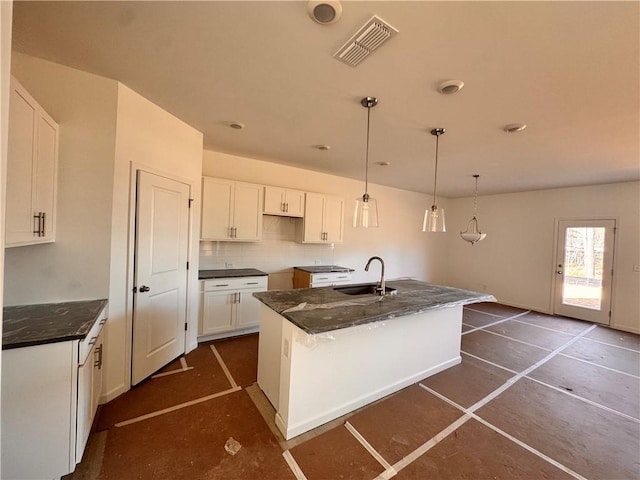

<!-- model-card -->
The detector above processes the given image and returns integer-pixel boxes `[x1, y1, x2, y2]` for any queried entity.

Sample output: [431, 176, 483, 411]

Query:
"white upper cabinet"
[297, 192, 344, 244]
[263, 186, 305, 217]
[6, 76, 59, 247]
[201, 177, 263, 241]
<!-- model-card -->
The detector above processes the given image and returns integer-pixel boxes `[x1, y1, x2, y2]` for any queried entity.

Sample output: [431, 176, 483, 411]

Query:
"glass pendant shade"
[460, 174, 487, 245]
[423, 205, 446, 232]
[354, 96, 380, 228]
[423, 128, 446, 233]
[354, 193, 379, 228]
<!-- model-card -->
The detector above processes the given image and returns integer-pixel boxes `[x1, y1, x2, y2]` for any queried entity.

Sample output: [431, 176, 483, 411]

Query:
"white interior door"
[553, 219, 615, 325]
[132, 171, 190, 385]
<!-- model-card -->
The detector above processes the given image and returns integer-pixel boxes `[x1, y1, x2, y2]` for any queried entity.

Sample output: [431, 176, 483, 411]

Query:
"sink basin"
[334, 283, 397, 296]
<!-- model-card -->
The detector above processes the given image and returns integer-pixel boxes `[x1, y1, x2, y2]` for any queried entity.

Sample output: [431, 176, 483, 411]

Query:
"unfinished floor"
[68, 303, 640, 479]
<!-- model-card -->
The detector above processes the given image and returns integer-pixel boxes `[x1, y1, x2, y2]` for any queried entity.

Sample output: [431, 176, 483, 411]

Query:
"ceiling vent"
[334, 15, 399, 67]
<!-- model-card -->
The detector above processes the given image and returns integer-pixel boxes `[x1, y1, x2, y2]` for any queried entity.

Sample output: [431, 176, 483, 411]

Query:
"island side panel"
[256, 303, 284, 410]
[277, 306, 463, 440]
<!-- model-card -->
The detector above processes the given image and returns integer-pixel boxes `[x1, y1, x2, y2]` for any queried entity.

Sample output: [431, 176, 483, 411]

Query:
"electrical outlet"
[225, 262, 234, 268]
[283, 338, 290, 358]
[314, 259, 322, 265]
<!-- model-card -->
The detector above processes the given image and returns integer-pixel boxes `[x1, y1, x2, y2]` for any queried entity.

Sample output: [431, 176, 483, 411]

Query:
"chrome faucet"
[365, 256, 385, 296]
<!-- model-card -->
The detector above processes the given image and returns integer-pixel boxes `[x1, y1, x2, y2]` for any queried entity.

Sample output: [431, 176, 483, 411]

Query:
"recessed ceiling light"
[438, 80, 464, 95]
[227, 121, 245, 130]
[314, 144, 331, 151]
[503, 123, 527, 133]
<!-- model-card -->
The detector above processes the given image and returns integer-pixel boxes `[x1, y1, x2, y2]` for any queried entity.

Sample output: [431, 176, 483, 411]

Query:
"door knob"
[556, 271, 563, 275]
[139, 285, 150, 292]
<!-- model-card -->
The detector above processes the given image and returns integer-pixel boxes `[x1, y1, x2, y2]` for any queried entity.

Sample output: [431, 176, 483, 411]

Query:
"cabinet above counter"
[200, 176, 344, 244]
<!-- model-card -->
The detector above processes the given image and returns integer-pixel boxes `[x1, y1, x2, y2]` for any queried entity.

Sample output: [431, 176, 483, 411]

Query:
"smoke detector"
[438, 80, 464, 95]
[308, 1, 342, 25]
[334, 15, 399, 67]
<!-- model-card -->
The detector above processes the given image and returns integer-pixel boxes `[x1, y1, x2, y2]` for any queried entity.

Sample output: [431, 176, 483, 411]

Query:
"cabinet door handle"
[41, 212, 46, 236]
[281, 202, 285, 212]
[33, 212, 44, 237]
[94, 344, 103, 369]
[238, 291, 242, 303]
[285, 202, 289, 213]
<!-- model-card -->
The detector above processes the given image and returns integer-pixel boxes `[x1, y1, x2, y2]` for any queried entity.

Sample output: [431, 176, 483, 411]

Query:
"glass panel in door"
[554, 219, 615, 324]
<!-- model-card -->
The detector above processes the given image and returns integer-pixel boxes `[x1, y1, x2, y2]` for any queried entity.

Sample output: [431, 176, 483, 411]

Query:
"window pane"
[562, 227, 604, 310]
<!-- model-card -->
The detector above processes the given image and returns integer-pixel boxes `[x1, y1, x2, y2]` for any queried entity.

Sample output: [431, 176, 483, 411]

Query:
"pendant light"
[353, 96, 379, 228]
[460, 174, 487, 245]
[423, 128, 446, 232]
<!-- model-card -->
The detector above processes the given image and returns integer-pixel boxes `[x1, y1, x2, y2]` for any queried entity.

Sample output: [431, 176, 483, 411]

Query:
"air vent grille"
[334, 15, 399, 67]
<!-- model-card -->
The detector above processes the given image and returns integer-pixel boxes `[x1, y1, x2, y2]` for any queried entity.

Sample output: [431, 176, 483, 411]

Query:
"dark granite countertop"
[294, 265, 355, 273]
[3, 299, 108, 350]
[199, 268, 268, 279]
[253, 280, 494, 335]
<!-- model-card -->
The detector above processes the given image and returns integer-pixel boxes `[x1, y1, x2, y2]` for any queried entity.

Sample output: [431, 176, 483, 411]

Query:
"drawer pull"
[88, 336, 97, 346]
[99, 318, 107, 326]
[244, 282, 259, 285]
[216, 284, 230, 287]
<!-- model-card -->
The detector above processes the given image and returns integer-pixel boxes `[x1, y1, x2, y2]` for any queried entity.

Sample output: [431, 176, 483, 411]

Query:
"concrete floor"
[67, 303, 640, 479]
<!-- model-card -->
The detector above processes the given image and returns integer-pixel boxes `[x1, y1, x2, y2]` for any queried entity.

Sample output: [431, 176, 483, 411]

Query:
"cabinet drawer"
[310, 272, 352, 286]
[78, 311, 107, 366]
[203, 276, 268, 292]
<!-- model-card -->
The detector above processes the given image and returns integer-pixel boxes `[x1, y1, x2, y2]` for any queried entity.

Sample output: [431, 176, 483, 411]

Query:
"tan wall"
[446, 181, 640, 333]
[105, 83, 203, 400]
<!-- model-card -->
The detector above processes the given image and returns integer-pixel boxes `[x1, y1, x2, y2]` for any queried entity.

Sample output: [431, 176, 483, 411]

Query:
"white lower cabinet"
[1, 313, 106, 479]
[200, 276, 268, 338]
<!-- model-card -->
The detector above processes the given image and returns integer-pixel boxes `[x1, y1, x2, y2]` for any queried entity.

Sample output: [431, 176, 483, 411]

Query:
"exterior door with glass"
[553, 219, 615, 324]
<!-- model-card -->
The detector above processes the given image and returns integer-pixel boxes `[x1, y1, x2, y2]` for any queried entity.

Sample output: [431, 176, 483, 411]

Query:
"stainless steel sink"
[333, 283, 397, 296]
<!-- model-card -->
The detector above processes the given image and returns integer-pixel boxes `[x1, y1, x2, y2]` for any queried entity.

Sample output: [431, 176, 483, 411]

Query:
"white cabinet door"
[324, 196, 344, 243]
[264, 186, 304, 217]
[202, 290, 235, 335]
[300, 193, 344, 244]
[283, 188, 305, 217]
[5, 77, 59, 247]
[233, 181, 263, 241]
[201, 177, 263, 241]
[302, 193, 326, 242]
[201, 177, 233, 240]
[34, 114, 58, 242]
[76, 325, 104, 463]
[236, 287, 264, 328]
[263, 186, 286, 215]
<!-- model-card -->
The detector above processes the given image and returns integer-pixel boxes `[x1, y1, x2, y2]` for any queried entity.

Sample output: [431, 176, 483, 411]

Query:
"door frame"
[124, 162, 196, 390]
[551, 217, 618, 324]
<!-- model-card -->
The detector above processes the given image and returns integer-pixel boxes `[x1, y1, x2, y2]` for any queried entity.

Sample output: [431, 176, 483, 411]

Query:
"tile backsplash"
[199, 215, 342, 290]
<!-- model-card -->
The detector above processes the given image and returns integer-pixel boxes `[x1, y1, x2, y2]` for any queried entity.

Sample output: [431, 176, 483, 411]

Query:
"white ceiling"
[10, 1, 640, 198]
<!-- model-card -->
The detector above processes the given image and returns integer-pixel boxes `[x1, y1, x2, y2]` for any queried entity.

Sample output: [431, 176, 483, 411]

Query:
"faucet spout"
[364, 256, 385, 295]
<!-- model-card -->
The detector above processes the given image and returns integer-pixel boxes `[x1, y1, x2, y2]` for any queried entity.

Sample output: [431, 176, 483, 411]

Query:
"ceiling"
[10, 1, 639, 198]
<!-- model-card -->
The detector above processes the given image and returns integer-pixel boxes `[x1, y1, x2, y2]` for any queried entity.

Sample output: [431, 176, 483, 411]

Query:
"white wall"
[446, 181, 640, 333]
[4, 53, 118, 305]
[202, 150, 449, 287]
[105, 84, 203, 400]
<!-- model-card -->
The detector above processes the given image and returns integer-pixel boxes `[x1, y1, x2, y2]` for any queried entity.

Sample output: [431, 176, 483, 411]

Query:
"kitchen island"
[254, 280, 494, 440]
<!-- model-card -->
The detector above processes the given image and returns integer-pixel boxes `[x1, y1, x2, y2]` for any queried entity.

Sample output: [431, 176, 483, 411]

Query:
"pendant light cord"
[364, 105, 371, 196]
[473, 174, 480, 217]
[432, 133, 439, 207]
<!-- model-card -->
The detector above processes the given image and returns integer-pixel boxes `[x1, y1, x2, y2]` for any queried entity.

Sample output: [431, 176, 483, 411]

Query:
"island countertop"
[253, 279, 494, 334]
[2, 299, 108, 350]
